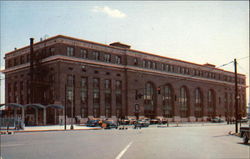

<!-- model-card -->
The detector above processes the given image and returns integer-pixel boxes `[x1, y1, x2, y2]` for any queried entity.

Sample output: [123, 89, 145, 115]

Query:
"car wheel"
[243, 133, 249, 144]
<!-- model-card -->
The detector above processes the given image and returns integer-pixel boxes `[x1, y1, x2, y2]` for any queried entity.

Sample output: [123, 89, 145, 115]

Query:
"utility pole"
[234, 59, 239, 133]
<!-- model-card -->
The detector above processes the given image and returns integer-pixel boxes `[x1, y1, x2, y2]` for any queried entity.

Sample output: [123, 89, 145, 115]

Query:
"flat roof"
[4, 35, 245, 76]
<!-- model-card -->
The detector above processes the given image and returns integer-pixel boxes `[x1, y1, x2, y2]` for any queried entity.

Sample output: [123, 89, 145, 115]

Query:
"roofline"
[4, 34, 245, 76]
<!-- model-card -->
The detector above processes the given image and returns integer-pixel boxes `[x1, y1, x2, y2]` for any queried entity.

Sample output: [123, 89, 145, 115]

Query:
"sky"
[0, 1, 249, 105]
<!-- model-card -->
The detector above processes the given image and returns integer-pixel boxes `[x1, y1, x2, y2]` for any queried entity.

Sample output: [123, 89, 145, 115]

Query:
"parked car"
[86, 120, 100, 127]
[150, 119, 160, 124]
[211, 117, 224, 123]
[240, 126, 250, 144]
[134, 120, 150, 128]
[102, 120, 118, 129]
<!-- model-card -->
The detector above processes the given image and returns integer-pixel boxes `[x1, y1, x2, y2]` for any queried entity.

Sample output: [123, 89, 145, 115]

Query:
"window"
[166, 64, 169, 71]
[147, 61, 151, 69]
[161, 64, 165, 71]
[163, 85, 173, 118]
[116, 80, 122, 118]
[134, 58, 138, 66]
[104, 54, 111, 62]
[93, 51, 100, 61]
[179, 86, 189, 117]
[80, 49, 88, 59]
[143, 60, 146, 68]
[105, 79, 111, 118]
[115, 56, 121, 64]
[27, 54, 30, 62]
[93, 78, 100, 118]
[80, 77, 88, 118]
[20, 56, 24, 64]
[14, 58, 18, 66]
[208, 89, 216, 117]
[194, 88, 202, 118]
[144, 82, 155, 117]
[50, 47, 55, 55]
[8, 59, 12, 68]
[67, 47, 74, 56]
[152, 62, 156, 69]
[67, 75, 74, 86]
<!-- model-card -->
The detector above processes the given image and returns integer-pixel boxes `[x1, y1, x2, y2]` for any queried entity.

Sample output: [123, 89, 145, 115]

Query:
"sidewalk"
[0, 125, 102, 134]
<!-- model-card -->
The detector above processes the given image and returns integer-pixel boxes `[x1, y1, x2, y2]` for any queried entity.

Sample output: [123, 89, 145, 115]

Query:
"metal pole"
[64, 84, 67, 130]
[234, 59, 239, 133]
[70, 73, 74, 130]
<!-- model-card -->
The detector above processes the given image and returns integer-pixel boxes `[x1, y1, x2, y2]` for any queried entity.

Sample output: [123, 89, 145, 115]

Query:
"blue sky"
[0, 1, 249, 104]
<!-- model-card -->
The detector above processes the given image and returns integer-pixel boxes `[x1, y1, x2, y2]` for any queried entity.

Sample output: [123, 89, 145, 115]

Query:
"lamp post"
[70, 69, 74, 130]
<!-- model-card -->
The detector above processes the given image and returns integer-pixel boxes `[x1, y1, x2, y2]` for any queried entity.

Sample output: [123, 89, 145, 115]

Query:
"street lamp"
[69, 68, 74, 130]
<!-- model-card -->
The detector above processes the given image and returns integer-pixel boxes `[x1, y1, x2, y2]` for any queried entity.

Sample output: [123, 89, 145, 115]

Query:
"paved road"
[1, 125, 249, 159]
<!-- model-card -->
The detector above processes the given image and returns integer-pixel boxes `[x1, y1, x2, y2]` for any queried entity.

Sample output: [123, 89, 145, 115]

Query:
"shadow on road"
[237, 142, 250, 146]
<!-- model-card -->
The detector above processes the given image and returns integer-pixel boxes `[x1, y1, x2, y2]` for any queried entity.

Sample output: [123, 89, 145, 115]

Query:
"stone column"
[43, 108, 46, 125]
[35, 108, 38, 125]
[111, 79, 116, 119]
[188, 87, 196, 122]
[100, 78, 105, 119]
[173, 85, 180, 122]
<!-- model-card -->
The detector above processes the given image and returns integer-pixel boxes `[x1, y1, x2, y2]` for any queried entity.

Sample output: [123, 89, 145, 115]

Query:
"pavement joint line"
[115, 141, 133, 159]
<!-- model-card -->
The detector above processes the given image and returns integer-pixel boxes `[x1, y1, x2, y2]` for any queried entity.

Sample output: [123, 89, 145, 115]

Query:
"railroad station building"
[2, 35, 247, 124]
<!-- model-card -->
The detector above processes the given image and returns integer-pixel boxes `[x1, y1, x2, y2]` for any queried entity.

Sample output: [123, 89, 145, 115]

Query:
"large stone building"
[2, 35, 247, 124]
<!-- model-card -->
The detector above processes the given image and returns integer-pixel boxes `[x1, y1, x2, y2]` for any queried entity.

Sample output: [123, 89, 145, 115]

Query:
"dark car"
[134, 120, 150, 128]
[150, 119, 160, 124]
[86, 120, 100, 127]
[211, 117, 224, 123]
[102, 120, 118, 129]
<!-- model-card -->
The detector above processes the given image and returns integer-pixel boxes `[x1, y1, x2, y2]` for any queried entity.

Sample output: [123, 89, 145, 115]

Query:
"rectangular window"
[67, 47, 74, 56]
[104, 54, 111, 62]
[115, 56, 121, 64]
[115, 80, 122, 118]
[161, 64, 165, 71]
[67, 75, 74, 87]
[14, 58, 18, 66]
[105, 79, 111, 118]
[81, 77, 88, 117]
[93, 78, 100, 118]
[143, 60, 146, 68]
[20, 56, 24, 64]
[134, 58, 138, 66]
[152, 62, 156, 69]
[80, 49, 88, 59]
[27, 54, 30, 62]
[93, 51, 100, 61]
[8, 59, 12, 67]
[50, 47, 55, 55]
[147, 61, 151, 69]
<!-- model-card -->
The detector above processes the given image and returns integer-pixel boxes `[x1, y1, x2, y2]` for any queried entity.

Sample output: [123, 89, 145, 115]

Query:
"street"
[1, 124, 249, 159]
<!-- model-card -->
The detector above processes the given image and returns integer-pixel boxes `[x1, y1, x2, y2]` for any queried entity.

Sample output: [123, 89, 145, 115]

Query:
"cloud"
[92, 6, 127, 18]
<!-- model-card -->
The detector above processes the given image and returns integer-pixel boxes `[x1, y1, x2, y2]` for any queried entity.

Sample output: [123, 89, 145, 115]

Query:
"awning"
[46, 104, 64, 109]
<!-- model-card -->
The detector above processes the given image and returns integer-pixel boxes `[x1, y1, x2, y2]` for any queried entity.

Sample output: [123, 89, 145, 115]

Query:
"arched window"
[144, 82, 155, 118]
[179, 86, 189, 117]
[194, 88, 202, 118]
[207, 89, 216, 117]
[163, 85, 173, 118]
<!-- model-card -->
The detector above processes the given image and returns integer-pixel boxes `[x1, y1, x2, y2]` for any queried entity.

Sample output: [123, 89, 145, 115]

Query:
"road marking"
[115, 141, 133, 159]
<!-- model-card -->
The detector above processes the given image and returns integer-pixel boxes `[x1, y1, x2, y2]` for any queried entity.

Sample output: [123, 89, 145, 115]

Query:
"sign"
[135, 104, 140, 113]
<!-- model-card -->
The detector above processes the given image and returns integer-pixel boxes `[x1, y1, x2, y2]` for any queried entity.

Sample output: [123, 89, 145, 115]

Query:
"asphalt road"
[1, 125, 249, 159]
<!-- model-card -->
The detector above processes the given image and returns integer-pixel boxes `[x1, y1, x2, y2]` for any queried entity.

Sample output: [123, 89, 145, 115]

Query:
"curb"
[1, 128, 102, 134]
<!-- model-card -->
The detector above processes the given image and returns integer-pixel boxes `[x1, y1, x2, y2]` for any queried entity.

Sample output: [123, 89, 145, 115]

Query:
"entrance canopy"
[46, 104, 64, 109]
[24, 104, 46, 109]
[0, 103, 23, 108]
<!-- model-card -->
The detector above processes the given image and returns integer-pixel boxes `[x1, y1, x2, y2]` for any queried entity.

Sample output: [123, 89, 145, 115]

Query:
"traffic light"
[157, 87, 161, 94]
